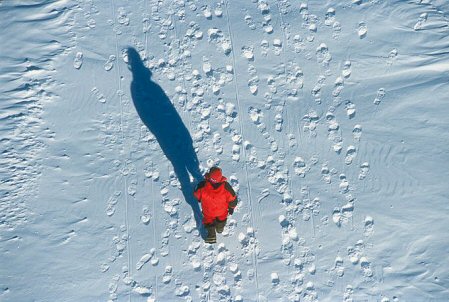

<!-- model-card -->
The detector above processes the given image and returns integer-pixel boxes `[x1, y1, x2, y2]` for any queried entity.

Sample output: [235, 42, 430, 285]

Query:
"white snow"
[1, 1, 449, 301]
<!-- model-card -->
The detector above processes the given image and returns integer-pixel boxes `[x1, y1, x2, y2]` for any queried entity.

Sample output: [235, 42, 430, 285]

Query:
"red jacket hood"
[205, 173, 227, 184]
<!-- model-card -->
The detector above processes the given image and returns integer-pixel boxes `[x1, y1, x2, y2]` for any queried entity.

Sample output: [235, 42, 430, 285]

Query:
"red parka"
[194, 173, 237, 225]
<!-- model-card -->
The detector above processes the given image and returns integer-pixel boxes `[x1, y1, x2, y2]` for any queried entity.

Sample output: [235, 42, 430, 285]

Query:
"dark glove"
[228, 207, 234, 215]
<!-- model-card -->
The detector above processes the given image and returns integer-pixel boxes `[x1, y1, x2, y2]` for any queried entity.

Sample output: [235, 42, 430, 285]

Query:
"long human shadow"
[127, 47, 204, 229]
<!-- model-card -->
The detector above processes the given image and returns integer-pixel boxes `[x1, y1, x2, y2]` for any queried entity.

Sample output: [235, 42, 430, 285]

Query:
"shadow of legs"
[174, 164, 205, 237]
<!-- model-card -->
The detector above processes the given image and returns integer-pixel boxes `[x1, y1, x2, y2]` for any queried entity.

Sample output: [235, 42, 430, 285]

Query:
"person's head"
[207, 166, 223, 184]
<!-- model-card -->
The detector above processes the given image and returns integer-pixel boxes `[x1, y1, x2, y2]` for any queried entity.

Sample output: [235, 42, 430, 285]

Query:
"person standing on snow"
[194, 167, 238, 244]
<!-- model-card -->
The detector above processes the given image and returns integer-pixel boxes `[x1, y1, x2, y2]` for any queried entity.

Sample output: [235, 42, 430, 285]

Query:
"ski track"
[2, 0, 449, 301]
[224, 1, 261, 299]
[109, 1, 133, 301]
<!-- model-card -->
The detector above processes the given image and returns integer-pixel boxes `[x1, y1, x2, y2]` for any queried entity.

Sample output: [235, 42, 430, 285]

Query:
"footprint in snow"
[316, 43, 332, 67]
[364, 216, 374, 236]
[127, 178, 137, 196]
[344, 285, 354, 302]
[122, 272, 135, 287]
[387, 49, 398, 65]
[105, 203, 115, 217]
[358, 22, 368, 38]
[229, 263, 242, 285]
[288, 133, 297, 148]
[232, 144, 241, 162]
[241, 46, 255, 61]
[347, 240, 365, 264]
[133, 285, 151, 296]
[333, 256, 345, 277]
[244, 14, 256, 30]
[260, 39, 269, 56]
[238, 227, 258, 256]
[325, 8, 336, 26]
[345, 101, 356, 119]
[262, 14, 274, 34]
[85, 15, 96, 29]
[321, 164, 331, 184]
[304, 282, 318, 301]
[222, 218, 236, 237]
[353, 124, 362, 141]
[202, 6, 212, 19]
[140, 207, 151, 224]
[339, 174, 350, 193]
[73, 52, 83, 69]
[414, 12, 428, 31]
[214, 5, 223, 17]
[190, 256, 202, 271]
[345, 145, 357, 165]
[333, 21, 342, 39]
[104, 55, 116, 71]
[212, 132, 223, 154]
[105, 191, 121, 217]
[117, 7, 129, 26]
[358, 162, 369, 180]
[248, 77, 259, 95]
[328, 119, 339, 138]
[360, 256, 374, 278]
[374, 88, 386, 105]
[100, 262, 110, 273]
[293, 35, 305, 53]
[333, 76, 344, 97]
[293, 156, 308, 177]
[309, 22, 317, 33]
[215, 252, 227, 268]
[333, 203, 353, 227]
[275, 113, 283, 131]
[136, 251, 153, 270]
[258, 0, 270, 14]
[142, 15, 151, 33]
[202, 60, 212, 75]
[264, 23, 274, 34]
[311, 75, 326, 99]
[108, 274, 120, 300]
[333, 140, 343, 154]
[162, 266, 173, 284]
[175, 284, 190, 297]
[91, 87, 106, 103]
[273, 39, 282, 56]
[279, 214, 290, 228]
[271, 272, 280, 286]
[332, 208, 342, 226]
[341, 202, 354, 221]
[342, 60, 352, 78]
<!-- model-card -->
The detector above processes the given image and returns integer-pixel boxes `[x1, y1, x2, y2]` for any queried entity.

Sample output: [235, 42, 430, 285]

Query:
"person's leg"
[204, 223, 216, 243]
[202, 215, 216, 243]
[215, 218, 227, 234]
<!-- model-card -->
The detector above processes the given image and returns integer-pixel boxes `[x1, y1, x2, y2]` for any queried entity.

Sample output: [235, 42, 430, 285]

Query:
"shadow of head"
[127, 47, 152, 79]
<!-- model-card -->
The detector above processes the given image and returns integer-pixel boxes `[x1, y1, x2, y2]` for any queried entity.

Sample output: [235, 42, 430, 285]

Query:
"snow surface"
[1, 0, 449, 301]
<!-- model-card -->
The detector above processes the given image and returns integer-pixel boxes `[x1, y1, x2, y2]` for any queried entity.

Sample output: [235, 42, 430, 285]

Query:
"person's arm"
[193, 181, 206, 202]
[224, 182, 238, 214]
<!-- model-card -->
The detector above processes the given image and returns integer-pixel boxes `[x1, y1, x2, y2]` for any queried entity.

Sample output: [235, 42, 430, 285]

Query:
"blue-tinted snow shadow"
[127, 47, 204, 232]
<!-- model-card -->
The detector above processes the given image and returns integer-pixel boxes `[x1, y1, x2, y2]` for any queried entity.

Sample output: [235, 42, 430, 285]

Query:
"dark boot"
[215, 218, 227, 234]
[204, 224, 216, 244]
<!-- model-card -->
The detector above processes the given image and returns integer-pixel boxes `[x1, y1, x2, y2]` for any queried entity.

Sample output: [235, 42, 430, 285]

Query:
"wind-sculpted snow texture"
[1, 0, 449, 301]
